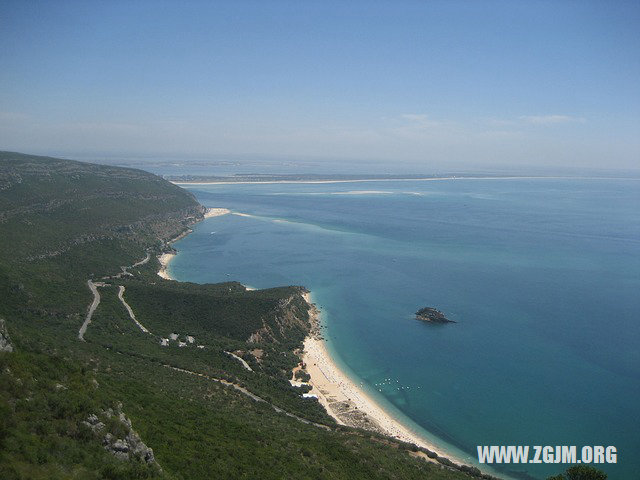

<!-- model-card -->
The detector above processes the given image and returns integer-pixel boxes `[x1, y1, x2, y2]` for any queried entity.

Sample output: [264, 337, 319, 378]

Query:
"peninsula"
[0, 152, 487, 480]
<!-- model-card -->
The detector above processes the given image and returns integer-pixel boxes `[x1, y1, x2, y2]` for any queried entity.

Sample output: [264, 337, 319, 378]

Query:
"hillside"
[0, 152, 482, 480]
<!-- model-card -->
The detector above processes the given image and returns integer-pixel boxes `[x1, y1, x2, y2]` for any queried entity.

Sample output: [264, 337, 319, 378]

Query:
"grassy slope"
[0, 152, 478, 480]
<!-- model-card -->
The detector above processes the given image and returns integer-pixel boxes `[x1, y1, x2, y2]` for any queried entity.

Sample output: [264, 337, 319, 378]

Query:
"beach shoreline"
[157, 252, 176, 280]
[204, 207, 231, 218]
[156, 207, 230, 281]
[158, 206, 493, 477]
[300, 291, 484, 473]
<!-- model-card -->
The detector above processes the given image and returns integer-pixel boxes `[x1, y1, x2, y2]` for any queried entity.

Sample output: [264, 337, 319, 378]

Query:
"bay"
[170, 178, 640, 479]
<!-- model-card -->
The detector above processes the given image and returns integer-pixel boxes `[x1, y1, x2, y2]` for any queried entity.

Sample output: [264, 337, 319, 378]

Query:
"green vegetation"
[547, 466, 608, 480]
[0, 152, 480, 479]
[0, 151, 203, 316]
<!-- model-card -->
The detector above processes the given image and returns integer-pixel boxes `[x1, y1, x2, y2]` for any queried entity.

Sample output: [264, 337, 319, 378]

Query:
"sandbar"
[204, 207, 231, 218]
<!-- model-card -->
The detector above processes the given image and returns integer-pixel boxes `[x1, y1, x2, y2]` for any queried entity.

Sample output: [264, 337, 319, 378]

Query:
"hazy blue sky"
[1, 0, 639, 171]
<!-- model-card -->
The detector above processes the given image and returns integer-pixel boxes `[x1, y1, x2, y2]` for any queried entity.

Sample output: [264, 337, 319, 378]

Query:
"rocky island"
[415, 307, 455, 323]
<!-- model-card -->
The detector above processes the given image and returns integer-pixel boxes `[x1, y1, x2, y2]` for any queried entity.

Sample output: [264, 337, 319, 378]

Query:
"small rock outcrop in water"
[415, 307, 455, 323]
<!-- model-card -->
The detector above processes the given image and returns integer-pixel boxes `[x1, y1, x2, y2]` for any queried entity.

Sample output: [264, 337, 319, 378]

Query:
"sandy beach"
[300, 292, 471, 468]
[157, 207, 475, 471]
[204, 207, 231, 218]
[157, 252, 176, 280]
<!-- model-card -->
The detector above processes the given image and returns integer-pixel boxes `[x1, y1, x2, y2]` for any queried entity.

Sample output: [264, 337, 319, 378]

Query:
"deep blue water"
[169, 179, 640, 479]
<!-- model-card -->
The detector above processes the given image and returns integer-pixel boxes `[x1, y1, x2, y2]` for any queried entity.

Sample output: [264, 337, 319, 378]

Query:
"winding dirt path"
[224, 351, 253, 371]
[117, 285, 152, 334]
[78, 280, 103, 341]
[130, 252, 150, 269]
[163, 364, 330, 430]
[80, 251, 332, 434]
[79, 252, 150, 341]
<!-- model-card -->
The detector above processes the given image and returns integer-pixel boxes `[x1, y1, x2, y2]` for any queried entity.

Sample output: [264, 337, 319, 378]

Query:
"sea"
[164, 177, 639, 479]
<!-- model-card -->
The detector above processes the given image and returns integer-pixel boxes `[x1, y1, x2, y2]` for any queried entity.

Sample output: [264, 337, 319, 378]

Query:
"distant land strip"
[167, 173, 545, 184]
[167, 173, 640, 185]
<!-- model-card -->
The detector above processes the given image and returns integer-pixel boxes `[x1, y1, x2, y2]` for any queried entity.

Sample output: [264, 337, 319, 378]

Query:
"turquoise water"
[169, 179, 640, 479]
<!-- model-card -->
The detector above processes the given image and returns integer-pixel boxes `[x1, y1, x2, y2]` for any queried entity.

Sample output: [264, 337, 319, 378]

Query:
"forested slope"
[0, 152, 480, 480]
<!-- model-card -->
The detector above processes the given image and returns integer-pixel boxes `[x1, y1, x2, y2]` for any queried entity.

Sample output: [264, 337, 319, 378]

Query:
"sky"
[1, 0, 639, 171]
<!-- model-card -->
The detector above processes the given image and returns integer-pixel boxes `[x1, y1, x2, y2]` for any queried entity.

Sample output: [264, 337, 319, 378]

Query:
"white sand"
[301, 292, 469, 467]
[157, 252, 175, 280]
[172, 175, 579, 186]
[153, 206, 480, 472]
[204, 207, 231, 218]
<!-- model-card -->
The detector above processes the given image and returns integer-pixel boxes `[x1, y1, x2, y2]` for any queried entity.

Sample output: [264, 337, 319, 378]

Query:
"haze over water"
[169, 178, 640, 479]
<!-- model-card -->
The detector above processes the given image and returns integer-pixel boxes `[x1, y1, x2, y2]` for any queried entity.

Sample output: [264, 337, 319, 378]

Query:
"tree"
[547, 465, 607, 480]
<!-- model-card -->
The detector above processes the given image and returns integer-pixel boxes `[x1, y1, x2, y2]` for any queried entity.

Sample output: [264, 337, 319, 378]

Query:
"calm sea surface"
[169, 179, 640, 479]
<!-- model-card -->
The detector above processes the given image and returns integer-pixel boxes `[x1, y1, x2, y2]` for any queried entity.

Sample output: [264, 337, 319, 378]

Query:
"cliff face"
[247, 290, 312, 344]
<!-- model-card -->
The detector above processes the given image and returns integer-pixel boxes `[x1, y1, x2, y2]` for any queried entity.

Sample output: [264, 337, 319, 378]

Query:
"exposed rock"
[0, 318, 13, 352]
[93, 405, 160, 468]
[118, 412, 132, 428]
[82, 413, 105, 433]
[113, 438, 129, 452]
[126, 430, 156, 464]
[415, 307, 455, 324]
[250, 348, 264, 361]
